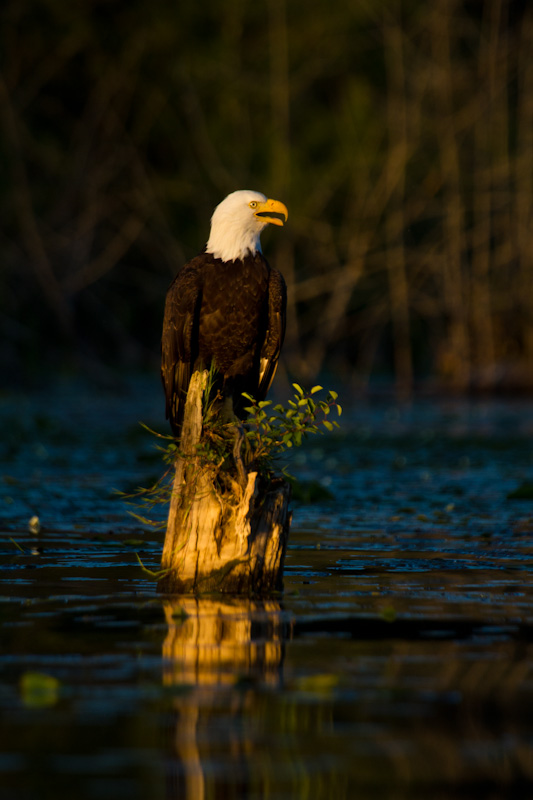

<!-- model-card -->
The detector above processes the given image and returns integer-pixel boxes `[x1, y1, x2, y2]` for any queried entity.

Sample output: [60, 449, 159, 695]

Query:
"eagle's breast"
[198, 253, 269, 376]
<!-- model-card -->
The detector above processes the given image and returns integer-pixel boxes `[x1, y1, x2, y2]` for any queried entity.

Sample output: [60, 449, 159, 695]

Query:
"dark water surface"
[2, 376, 533, 799]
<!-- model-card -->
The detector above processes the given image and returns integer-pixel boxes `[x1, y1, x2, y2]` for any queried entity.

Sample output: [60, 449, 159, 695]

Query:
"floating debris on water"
[28, 515, 41, 534]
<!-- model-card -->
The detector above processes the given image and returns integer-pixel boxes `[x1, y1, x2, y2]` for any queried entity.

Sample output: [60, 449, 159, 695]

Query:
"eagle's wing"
[161, 261, 202, 437]
[257, 267, 287, 400]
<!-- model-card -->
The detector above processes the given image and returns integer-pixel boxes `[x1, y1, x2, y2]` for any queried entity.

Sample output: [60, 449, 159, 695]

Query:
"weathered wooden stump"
[158, 371, 291, 594]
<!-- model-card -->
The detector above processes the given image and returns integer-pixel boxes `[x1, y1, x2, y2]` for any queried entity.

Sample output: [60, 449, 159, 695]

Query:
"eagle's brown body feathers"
[161, 250, 286, 437]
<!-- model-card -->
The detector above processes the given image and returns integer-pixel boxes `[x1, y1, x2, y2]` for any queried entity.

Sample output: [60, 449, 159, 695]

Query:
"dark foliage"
[2, 0, 533, 392]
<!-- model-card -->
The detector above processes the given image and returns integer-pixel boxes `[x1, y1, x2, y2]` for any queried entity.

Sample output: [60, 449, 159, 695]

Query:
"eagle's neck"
[205, 218, 263, 263]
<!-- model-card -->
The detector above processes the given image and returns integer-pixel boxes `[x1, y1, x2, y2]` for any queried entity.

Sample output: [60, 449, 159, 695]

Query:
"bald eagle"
[161, 190, 288, 438]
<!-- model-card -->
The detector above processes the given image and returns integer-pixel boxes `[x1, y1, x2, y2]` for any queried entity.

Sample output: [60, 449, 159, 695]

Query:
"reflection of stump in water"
[162, 597, 284, 800]
[159, 371, 291, 594]
[162, 597, 284, 686]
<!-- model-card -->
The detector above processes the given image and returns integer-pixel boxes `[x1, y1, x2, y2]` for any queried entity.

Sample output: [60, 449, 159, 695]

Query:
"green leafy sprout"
[242, 384, 342, 471]
[120, 381, 341, 526]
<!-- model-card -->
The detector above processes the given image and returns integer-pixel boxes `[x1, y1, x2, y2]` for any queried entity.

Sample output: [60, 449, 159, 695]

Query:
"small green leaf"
[311, 385, 323, 394]
[292, 383, 304, 395]
[381, 606, 397, 623]
[20, 672, 60, 708]
[323, 420, 334, 431]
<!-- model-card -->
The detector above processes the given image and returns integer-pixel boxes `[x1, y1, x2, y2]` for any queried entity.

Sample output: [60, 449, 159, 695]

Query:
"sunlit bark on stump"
[159, 371, 291, 595]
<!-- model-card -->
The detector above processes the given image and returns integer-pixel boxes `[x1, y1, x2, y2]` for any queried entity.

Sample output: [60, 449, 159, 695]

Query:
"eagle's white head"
[206, 189, 288, 262]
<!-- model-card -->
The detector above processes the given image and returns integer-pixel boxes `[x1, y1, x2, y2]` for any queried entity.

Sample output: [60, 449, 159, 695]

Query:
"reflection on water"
[163, 598, 284, 686]
[159, 596, 533, 799]
[3, 381, 533, 798]
[162, 598, 284, 800]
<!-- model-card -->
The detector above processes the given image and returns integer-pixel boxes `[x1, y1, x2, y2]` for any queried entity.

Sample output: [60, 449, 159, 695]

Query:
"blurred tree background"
[1, 0, 532, 394]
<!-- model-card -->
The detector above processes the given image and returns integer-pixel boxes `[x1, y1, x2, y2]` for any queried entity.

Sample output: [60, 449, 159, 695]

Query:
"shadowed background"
[2, 0, 532, 394]
[4, 5, 533, 798]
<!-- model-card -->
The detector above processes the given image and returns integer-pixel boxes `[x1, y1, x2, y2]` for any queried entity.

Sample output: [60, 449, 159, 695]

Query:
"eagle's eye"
[249, 201, 257, 209]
